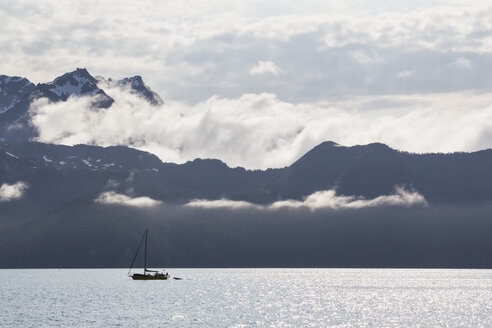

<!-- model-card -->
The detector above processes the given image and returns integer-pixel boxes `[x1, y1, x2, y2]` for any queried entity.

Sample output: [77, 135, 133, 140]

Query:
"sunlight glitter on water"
[1, 269, 491, 327]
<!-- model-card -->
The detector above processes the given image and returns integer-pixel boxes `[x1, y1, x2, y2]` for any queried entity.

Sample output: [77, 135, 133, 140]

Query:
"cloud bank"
[0, 182, 28, 202]
[95, 191, 161, 208]
[186, 186, 427, 211]
[30, 86, 492, 169]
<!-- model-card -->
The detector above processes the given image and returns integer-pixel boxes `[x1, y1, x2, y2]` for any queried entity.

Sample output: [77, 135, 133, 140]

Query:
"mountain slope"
[1, 140, 492, 268]
[2, 140, 492, 207]
[0, 75, 35, 114]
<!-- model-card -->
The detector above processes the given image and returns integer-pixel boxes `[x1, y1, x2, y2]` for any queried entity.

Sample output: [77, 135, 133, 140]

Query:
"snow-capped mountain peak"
[51, 68, 99, 97]
[33, 68, 114, 108]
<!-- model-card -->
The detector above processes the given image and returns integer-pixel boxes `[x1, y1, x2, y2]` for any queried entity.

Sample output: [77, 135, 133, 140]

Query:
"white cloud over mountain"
[93, 185, 426, 210]
[30, 86, 492, 169]
[0, 182, 28, 202]
[186, 186, 427, 210]
[95, 191, 161, 208]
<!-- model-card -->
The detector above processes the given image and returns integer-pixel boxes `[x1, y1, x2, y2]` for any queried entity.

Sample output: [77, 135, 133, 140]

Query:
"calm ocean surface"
[1, 268, 491, 327]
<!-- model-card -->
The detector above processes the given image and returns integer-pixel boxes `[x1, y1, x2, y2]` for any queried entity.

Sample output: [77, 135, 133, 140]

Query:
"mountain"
[0, 75, 36, 141]
[2, 140, 492, 207]
[0, 68, 162, 141]
[1, 140, 491, 268]
[277, 141, 492, 204]
[114, 76, 163, 105]
[1, 140, 492, 268]
[0, 75, 35, 114]
[33, 68, 114, 108]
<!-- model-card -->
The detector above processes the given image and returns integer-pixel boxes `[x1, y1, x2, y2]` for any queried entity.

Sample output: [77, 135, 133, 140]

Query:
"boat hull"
[131, 274, 169, 280]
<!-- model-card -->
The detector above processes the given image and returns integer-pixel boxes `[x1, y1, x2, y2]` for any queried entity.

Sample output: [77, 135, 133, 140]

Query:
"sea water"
[1, 269, 491, 327]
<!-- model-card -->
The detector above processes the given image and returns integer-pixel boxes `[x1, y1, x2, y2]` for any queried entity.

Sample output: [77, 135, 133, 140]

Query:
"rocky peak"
[33, 68, 114, 108]
[52, 68, 97, 87]
[116, 75, 164, 106]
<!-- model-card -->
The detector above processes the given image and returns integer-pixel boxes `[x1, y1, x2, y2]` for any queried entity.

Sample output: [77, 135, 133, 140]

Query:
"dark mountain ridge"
[2, 140, 492, 206]
[1, 142, 491, 270]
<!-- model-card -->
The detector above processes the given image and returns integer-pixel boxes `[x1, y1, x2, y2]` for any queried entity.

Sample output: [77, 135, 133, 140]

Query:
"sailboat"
[128, 229, 170, 280]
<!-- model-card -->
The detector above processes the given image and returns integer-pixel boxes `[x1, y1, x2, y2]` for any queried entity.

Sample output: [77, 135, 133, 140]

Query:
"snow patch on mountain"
[6, 151, 18, 158]
[50, 77, 99, 98]
[82, 159, 93, 167]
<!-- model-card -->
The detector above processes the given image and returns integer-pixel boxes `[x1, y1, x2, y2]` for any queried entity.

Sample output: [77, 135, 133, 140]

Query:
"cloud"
[397, 70, 415, 79]
[1, 2, 492, 103]
[30, 87, 492, 169]
[0, 182, 28, 202]
[250, 60, 282, 76]
[91, 186, 427, 211]
[185, 199, 259, 210]
[449, 57, 473, 70]
[269, 187, 427, 210]
[186, 186, 427, 211]
[350, 50, 383, 65]
[95, 191, 161, 208]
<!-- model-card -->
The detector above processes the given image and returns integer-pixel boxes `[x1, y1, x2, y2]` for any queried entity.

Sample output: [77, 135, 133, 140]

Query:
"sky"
[2, 0, 492, 169]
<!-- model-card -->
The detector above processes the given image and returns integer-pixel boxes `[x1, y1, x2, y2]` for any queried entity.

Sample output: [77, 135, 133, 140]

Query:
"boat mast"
[144, 228, 148, 273]
[128, 229, 146, 276]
